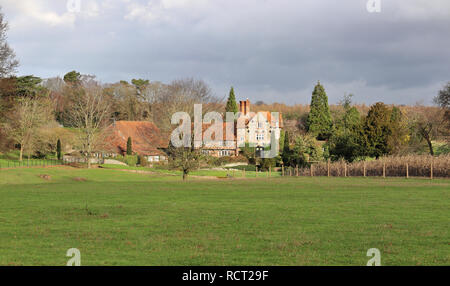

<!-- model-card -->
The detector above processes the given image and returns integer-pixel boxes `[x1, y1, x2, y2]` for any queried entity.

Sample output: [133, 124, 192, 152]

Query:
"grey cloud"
[2, 0, 449, 105]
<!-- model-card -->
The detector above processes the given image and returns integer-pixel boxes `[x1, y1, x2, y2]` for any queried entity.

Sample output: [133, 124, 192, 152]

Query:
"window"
[257, 122, 262, 128]
[256, 134, 264, 140]
[220, 150, 230, 156]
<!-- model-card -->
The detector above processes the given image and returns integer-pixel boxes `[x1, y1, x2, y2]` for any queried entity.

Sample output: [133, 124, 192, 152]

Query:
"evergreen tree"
[279, 130, 286, 153]
[306, 81, 333, 140]
[388, 106, 409, 154]
[363, 102, 392, 158]
[63, 70, 81, 85]
[56, 139, 62, 160]
[291, 135, 324, 167]
[127, 137, 133, 155]
[282, 131, 291, 166]
[225, 87, 238, 113]
[329, 104, 363, 162]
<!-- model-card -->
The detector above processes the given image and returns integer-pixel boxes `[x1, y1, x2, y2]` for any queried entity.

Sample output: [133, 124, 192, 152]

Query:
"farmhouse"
[101, 101, 283, 159]
[236, 99, 283, 151]
[105, 121, 168, 162]
[197, 100, 283, 157]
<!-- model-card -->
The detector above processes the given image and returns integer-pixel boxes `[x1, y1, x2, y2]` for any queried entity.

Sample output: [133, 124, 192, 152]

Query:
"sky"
[1, 0, 449, 105]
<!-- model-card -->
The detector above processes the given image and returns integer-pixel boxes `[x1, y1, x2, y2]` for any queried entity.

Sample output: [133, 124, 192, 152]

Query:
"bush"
[204, 155, 247, 167]
[124, 155, 138, 167]
[226, 164, 257, 171]
[259, 158, 277, 171]
[138, 155, 149, 167]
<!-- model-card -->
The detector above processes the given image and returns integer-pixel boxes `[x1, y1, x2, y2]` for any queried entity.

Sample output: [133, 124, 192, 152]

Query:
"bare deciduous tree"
[167, 141, 203, 181]
[151, 78, 223, 132]
[3, 97, 53, 160]
[0, 8, 19, 78]
[67, 80, 111, 168]
[412, 106, 445, 155]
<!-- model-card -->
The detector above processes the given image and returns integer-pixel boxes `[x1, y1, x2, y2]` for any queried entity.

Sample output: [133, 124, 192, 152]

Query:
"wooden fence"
[279, 156, 449, 179]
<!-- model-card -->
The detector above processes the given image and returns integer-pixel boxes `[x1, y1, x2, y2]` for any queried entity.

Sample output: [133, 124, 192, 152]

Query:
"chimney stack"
[239, 99, 251, 115]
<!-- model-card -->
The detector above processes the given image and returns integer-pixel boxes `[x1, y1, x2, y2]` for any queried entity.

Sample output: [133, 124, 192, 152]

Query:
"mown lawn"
[0, 167, 448, 265]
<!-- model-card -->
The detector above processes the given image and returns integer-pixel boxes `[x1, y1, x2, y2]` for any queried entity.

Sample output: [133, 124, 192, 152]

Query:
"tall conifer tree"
[225, 87, 238, 113]
[306, 81, 333, 140]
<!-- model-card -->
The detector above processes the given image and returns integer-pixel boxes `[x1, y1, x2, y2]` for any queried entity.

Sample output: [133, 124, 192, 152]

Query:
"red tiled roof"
[194, 122, 236, 141]
[246, 111, 284, 128]
[105, 121, 167, 156]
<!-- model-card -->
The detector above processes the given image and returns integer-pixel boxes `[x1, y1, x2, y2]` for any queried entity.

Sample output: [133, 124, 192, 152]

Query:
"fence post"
[327, 159, 330, 177]
[383, 162, 386, 178]
[430, 162, 433, 180]
[406, 163, 409, 179]
[282, 165, 284, 177]
[363, 161, 366, 177]
[256, 166, 258, 177]
[344, 163, 347, 177]
[296, 165, 299, 177]
[310, 164, 313, 177]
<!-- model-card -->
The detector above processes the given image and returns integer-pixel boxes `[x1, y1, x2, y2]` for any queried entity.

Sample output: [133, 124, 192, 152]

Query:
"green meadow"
[0, 166, 448, 266]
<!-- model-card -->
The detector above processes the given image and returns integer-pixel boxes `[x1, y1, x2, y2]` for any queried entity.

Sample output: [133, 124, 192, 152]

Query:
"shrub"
[138, 155, 149, 167]
[124, 155, 138, 167]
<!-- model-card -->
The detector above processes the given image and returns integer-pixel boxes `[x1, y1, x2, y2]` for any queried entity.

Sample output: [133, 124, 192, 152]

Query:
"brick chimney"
[239, 99, 251, 115]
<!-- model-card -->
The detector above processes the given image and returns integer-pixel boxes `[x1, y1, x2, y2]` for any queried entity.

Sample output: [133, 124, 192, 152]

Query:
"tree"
[282, 131, 292, 166]
[167, 138, 203, 181]
[241, 143, 257, 165]
[291, 135, 324, 167]
[32, 122, 75, 158]
[387, 107, 410, 154]
[0, 9, 19, 78]
[131, 78, 150, 93]
[15, 75, 46, 97]
[126, 137, 133, 155]
[278, 130, 285, 153]
[3, 96, 53, 160]
[150, 78, 220, 132]
[66, 79, 111, 168]
[225, 87, 238, 113]
[63, 71, 81, 85]
[411, 106, 445, 155]
[306, 81, 333, 140]
[328, 94, 364, 162]
[434, 82, 450, 109]
[363, 102, 392, 158]
[57, 139, 62, 160]
[434, 82, 450, 133]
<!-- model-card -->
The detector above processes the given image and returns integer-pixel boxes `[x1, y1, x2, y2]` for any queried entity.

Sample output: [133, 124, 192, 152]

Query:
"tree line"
[0, 8, 448, 176]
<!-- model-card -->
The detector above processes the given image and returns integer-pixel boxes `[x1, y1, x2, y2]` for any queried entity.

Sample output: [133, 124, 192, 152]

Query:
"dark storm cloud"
[2, 0, 449, 104]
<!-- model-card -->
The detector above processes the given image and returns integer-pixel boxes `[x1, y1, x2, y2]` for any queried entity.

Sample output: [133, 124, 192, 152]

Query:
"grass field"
[0, 166, 448, 266]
